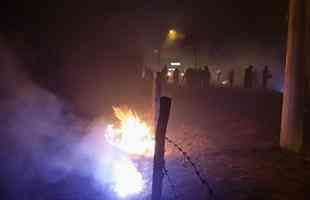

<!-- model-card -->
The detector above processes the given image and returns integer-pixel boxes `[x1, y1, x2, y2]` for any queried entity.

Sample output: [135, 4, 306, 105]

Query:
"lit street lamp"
[167, 29, 198, 69]
[152, 29, 178, 71]
[152, 29, 199, 72]
[167, 29, 177, 41]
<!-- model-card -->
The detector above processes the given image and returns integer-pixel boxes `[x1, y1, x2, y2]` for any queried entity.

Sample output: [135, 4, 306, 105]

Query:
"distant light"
[167, 71, 173, 77]
[221, 80, 229, 85]
[168, 68, 176, 71]
[170, 62, 181, 66]
[169, 29, 176, 35]
[180, 72, 185, 77]
[168, 29, 177, 41]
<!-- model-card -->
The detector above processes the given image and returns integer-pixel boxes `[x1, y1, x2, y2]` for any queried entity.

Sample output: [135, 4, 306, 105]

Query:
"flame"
[111, 157, 144, 197]
[106, 107, 155, 157]
[105, 107, 154, 197]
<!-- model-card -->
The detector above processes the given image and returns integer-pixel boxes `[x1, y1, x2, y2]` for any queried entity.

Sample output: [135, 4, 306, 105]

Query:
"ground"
[161, 86, 310, 200]
[0, 82, 310, 200]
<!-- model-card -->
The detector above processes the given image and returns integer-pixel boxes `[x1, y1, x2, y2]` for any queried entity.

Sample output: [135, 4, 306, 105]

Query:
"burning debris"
[105, 107, 155, 197]
[106, 107, 155, 157]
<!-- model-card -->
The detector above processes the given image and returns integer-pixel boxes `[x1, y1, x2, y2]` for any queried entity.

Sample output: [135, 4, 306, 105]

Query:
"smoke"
[0, 39, 76, 194]
[0, 37, 146, 199]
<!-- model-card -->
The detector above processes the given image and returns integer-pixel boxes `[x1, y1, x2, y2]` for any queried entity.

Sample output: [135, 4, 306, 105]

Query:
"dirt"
[161, 86, 310, 200]
[1, 83, 310, 200]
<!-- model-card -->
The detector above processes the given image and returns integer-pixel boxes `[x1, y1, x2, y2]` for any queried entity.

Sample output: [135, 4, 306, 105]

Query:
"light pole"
[152, 29, 177, 129]
[280, 0, 307, 152]
[153, 49, 161, 71]
[152, 29, 177, 71]
[168, 29, 199, 69]
[193, 45, 198, 69]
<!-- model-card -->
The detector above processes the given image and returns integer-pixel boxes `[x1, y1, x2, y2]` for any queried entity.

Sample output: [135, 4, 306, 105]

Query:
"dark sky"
[0, 0, 288, 43]
[0, 0, 289, 115]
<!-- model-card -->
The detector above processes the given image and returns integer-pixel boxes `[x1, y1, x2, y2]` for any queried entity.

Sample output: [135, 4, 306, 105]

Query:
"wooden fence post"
[280, 0, 307, 152]
[153, 72, 162, 129]
[151, 96, 171, 200]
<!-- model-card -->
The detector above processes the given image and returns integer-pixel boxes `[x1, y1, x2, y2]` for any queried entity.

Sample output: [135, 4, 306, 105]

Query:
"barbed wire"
[163, 165, 180, 200]
[165, 136, 215, 200]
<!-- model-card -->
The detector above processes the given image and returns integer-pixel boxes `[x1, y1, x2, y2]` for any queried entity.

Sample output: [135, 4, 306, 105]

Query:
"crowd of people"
[244, 65, 272, 89]
[142, 65, 273, 89]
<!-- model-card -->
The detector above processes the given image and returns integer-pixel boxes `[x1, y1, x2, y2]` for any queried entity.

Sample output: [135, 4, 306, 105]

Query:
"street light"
[152, 29, 181, 71]
[168, 29, 177, 41]
[153, 29, 176, 69]
[167, 29, 198, 68]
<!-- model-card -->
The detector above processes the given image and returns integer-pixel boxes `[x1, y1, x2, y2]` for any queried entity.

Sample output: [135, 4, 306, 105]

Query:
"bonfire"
[105, 107, 155, 197]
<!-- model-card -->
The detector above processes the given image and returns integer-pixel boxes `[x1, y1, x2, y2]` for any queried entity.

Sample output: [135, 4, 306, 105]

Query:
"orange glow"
[106, 107, 155, 157]
[168, 29, 177, 41]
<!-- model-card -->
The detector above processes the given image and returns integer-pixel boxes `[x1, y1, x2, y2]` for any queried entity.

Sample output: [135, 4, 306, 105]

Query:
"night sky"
[0, 0, 289, 114]
[1, 0, 288, 45]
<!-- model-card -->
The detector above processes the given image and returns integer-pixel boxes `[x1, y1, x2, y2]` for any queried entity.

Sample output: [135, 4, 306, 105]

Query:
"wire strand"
[165, 136, 215, 199]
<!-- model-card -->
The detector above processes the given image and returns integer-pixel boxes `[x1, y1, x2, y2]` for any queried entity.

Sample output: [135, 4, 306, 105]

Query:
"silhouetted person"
[142, 66, 146, 79]
[244, 65, 253, 88]
[185, 68, 194, 88]
[215, 69, 222, 86]
[173, 68, 180, 85]
[253, 68, 259, 88]
[160, 66, 168, 84]
[193, 68, 201, 88]
[195, 68, 201, 88]
[202, 66, 211, 88]
[262, 66, 272, 89]
[179, 70, 185, 85]
[143, 67, 153, 80]
[228, 69, 235, 87]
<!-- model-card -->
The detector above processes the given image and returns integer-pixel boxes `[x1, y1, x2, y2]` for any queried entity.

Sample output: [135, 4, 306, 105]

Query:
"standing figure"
[253, 68, 259, 88]
[185, 68, 194, 88]
[195, 68, 203, 89]
[173, 68, 180, 86]
[144, 67, 153, 80]
[244, 65, 254, 88]
[202, 66, 211, 88]
[228, 69, 235, 87]
[262, 66, 272, 89]
[179, 70, 186, 85]
[196, 68, 202, 88]
[160, 66, 168, 84]
[215, 69, 222, 86]
[142, 66, 146, 79]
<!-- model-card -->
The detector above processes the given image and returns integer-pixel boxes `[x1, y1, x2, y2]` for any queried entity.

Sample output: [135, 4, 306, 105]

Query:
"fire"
[111, 157, 144, 197]
[106, 107, 155, 157]
[105, 107, 154, 198]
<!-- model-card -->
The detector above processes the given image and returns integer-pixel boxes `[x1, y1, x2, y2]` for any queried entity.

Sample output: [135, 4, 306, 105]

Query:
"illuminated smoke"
[106, 107, 154, 156]
[104, 107, 155, 197]
[0, 40, 152, 199]
[111, 157, 144, 197]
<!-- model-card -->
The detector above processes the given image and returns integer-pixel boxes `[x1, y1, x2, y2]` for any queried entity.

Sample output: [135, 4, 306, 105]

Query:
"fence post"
[151, 96, 171, 200]
[153, 72, 162, 130]
[280, 0, 307, 152]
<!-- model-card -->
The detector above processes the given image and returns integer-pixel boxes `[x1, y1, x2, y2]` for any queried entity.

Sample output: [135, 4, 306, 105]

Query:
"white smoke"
[0, 37, 151, 200]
